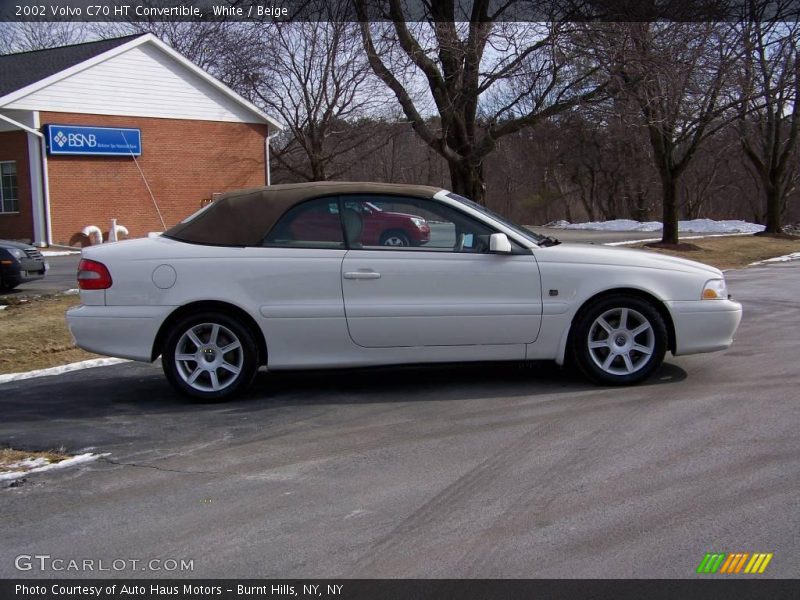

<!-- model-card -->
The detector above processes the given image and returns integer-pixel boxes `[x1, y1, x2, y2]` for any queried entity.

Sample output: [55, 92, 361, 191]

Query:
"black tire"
[379, 230, 410, 247]
[0, 278, 16, 291]
[162, 311, 259, 401]
[570, 295, 667, 386]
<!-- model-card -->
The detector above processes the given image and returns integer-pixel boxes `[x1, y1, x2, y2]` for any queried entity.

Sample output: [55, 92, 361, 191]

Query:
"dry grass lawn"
[0, 295, 98, 374]
[636, 234, 800, 270]
[0, 447, 70, 473]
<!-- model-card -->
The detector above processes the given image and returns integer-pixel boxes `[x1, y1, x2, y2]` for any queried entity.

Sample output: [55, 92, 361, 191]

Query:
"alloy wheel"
[174, 322, 245, 392]
[382, 235, 408, 246]
[587, 307, 655, 376]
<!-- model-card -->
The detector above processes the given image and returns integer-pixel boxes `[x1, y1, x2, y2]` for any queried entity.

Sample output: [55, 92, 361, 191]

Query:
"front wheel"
[162, 312, 259, 401]
[0, 274, 17, 291]
[571, 296, 667, 385]
[380, 230, 410, 247]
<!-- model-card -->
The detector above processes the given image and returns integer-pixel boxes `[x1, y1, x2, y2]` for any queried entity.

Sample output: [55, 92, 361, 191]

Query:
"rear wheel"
[162, 312, 258, 401]
[571, 295, 667, 385]
[380, 230, 410, 247]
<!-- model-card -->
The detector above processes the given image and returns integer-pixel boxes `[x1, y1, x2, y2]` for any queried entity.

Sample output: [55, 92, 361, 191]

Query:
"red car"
[290, 200, 430, 247]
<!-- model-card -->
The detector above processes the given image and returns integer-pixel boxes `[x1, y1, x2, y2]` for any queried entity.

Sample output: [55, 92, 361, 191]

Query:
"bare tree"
[0, 22, 89, 54]
[736, 1, 800, 234]
[232, 16, 387, 182]
[354, 0, 606, 203]
[598, 22, 741, 245]
[93, 21, 245, 82]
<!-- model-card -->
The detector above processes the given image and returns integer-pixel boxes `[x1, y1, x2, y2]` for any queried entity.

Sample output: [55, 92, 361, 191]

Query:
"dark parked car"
[0, 240, 47, 291]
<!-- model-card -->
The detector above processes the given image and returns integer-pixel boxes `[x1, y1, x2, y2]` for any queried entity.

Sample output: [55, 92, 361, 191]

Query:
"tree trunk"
[764, 186, 782, 234]
[564, 199, 573, 224]
[579, 194, 596, 222]
[309, 155, 327, 181]
[448, 160, 486, 204]
[660, 173, 679, 245]
[633, 187, 649, 222]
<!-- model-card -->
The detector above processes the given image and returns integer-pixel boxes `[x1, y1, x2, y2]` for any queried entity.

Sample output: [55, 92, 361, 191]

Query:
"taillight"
[77, 259, 113, 290]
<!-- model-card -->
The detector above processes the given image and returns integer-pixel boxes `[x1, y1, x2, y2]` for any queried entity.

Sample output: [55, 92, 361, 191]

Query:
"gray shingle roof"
[0, 34, 144, 99]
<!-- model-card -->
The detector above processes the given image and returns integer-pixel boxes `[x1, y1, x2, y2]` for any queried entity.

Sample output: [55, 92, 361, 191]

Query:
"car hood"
[535, 242, 723, 277]
[0, 239, 35, 251]
[380, 211, 426, 222]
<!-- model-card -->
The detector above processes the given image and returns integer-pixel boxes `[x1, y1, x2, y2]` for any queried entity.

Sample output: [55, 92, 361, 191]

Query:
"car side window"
[338, 195, 497, 253]
[262, 198, 345, 249]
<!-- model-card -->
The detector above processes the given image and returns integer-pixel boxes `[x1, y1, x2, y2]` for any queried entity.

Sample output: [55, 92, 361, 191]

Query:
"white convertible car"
[67, 182, 742, 400]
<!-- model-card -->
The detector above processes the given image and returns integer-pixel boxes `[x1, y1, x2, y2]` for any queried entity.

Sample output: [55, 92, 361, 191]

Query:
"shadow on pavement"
[0, 360, 688, 426]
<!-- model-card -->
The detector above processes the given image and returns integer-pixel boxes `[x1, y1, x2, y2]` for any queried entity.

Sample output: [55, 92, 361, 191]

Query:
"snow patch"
[750, 252, 800, 265]
[0, 452, 108, 482]
[41, 250, 80, 257]
[63, 288, 80, 295]
[549, 219, 765, 234]
[0, 305, 7, 311]
[0, 358, 130, 384]
[605, 232, 754, 246]
[8, 457, 50, 470]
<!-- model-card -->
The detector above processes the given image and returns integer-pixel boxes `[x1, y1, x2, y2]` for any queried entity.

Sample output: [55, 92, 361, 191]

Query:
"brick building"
[0, 34, 282, 247]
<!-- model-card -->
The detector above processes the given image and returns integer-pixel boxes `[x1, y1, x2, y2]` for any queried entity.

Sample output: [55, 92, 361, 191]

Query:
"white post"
[265, 134, 271, 186]
[109, 218, 118, 242]
[27, 131, 47, 246]
[39, 131, 53, 246]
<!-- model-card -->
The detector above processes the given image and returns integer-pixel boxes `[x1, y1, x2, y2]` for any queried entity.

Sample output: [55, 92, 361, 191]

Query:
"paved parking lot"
[1, 259, 798, 579]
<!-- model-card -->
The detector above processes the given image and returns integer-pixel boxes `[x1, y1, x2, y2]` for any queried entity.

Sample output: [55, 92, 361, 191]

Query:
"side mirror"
[489, 233, 512, 254]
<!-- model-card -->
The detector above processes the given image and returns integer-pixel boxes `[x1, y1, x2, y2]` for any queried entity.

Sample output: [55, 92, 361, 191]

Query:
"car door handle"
[343, 271, 381, 280]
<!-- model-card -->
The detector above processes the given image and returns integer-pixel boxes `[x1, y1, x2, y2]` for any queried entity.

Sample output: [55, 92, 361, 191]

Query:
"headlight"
[410, 217, 426, 228]
[702, 278, 728, 300]
[7, 248, 25, 260]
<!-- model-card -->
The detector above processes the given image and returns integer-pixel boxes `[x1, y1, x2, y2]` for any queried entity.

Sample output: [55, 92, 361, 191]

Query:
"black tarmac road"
[0, 262, 798, 579]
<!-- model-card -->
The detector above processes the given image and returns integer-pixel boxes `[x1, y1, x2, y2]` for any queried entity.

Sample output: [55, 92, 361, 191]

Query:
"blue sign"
[45, 125, 142, 156]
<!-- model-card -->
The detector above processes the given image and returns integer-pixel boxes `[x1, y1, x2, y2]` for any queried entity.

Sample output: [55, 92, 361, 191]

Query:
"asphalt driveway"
[0, 262, 798, 578]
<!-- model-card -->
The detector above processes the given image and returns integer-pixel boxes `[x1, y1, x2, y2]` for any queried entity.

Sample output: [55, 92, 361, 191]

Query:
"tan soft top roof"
[164, 181, 444, 246]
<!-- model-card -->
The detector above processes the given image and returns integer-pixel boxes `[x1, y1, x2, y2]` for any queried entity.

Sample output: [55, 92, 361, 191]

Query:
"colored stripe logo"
[696, 552, 773, 574]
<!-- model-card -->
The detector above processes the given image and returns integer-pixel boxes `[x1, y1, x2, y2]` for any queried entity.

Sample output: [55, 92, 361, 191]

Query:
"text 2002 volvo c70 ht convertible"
[66, 182, 742, 400]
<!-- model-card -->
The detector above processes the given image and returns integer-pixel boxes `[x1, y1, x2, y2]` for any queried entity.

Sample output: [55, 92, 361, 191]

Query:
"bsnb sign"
[45, 125, 142, 156]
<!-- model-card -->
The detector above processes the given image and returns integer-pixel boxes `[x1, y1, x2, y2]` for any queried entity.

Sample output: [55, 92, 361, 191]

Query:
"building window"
[0, 161, 19, 213]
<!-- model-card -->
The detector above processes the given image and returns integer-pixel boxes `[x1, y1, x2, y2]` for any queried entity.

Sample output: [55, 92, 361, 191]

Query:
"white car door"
[254, 197, 349, 367]
[339, 196, 542, 348]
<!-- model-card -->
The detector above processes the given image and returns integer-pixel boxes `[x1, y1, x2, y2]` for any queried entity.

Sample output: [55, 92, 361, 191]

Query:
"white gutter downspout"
[265, 127, 280, 186]
[0, 112, 52, 246]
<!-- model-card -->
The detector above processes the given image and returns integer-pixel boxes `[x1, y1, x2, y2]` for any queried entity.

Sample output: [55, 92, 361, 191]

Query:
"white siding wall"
[6, 44, 260, 124]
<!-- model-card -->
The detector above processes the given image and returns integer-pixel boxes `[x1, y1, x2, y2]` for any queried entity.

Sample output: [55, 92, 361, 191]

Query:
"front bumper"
[66, 304, 173, 362]
[1, 258, 47, 285]
[411, 225, 431, 244]
[666, 298, 742, 356]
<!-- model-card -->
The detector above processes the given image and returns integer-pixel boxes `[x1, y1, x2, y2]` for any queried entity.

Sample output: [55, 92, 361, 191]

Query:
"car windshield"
[445, 192, 545, 244]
